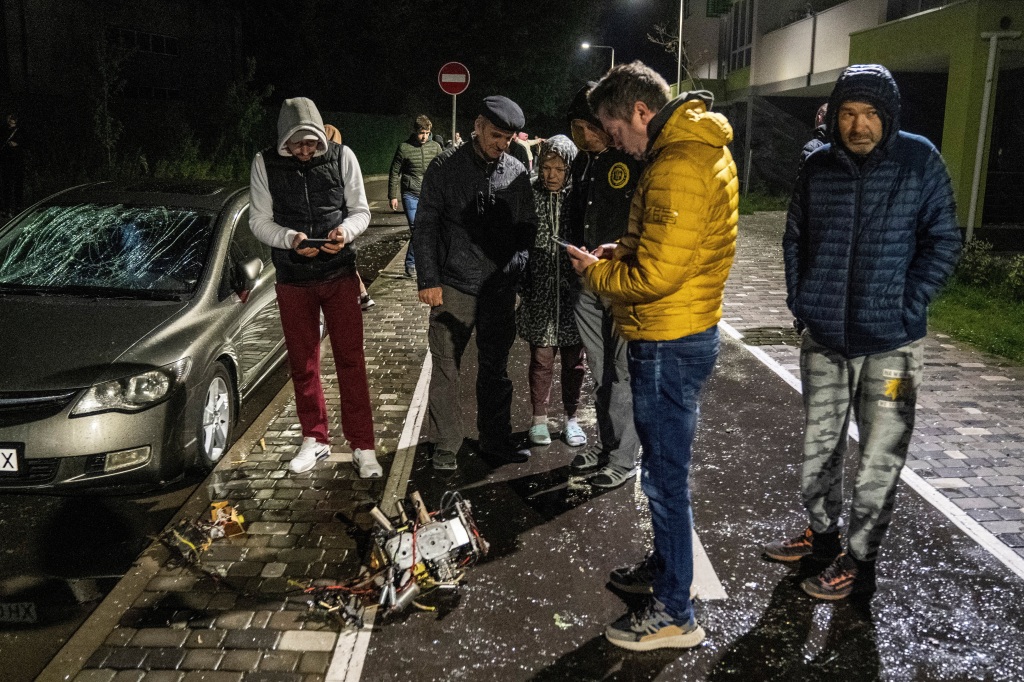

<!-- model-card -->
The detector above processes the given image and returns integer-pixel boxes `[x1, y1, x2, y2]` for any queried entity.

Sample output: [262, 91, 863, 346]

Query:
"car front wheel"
[197, 363, 233, 471]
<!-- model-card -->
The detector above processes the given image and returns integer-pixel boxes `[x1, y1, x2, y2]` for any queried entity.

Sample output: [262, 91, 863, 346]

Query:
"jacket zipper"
[845, 170, 863, 356]
[554, 194, 560, 342]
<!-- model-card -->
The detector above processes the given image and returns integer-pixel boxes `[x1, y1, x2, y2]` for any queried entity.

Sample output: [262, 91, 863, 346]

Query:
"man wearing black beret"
[412, 95, 539, 470]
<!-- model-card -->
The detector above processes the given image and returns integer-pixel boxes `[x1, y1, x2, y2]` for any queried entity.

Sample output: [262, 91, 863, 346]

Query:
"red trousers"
[275, 273, 375, 450]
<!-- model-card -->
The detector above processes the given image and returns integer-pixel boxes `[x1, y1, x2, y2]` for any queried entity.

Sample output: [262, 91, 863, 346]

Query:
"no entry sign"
[438, 62, 470, 96]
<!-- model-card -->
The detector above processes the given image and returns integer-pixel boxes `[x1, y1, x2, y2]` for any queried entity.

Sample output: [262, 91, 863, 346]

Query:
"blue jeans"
[628, 326, 719, 621]
[403, 192, 419, 270]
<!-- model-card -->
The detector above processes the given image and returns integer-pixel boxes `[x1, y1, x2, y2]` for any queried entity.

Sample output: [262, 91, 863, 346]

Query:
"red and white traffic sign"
[438, 62, 470, 96]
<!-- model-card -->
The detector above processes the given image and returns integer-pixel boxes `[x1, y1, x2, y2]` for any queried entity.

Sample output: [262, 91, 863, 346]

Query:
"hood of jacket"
[826, 64, 901, 157]
[646, 92, 731, 157]
[276, 97, 328, 158]
[532, 134, 578, 192]
[566, 81, 600, 129]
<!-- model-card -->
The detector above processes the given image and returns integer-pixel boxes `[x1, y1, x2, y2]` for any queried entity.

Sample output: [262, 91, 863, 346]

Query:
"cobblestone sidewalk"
[57, 249, 428, 682]
[724, 212, 1024, 560]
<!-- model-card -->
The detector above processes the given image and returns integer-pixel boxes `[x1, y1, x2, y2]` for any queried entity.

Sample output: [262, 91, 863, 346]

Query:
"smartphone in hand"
[549, 235, 572, 248]
[298, 238, 332, 249]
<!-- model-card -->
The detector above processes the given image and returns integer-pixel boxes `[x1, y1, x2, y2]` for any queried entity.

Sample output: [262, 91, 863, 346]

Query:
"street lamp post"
[676, 0, 683, 94]
[581, 42, 615, 69]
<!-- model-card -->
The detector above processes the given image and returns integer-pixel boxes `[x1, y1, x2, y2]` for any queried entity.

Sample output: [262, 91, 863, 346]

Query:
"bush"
[954, 239, 1007, 288]
[1006, 254, 1024, 302]
[739, 191, 790, 215]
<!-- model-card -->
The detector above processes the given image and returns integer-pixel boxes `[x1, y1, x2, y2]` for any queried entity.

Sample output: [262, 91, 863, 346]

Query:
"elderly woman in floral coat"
[516, 135, 587, 447]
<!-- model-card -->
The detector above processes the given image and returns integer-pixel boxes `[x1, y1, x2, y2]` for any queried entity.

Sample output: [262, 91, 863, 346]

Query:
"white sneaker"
[353, 448, 383, 478]
[290, 437, 330, 474]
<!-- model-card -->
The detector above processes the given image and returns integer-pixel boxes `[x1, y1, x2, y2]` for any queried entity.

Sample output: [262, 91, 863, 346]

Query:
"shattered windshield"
[0, 203, 214, 297]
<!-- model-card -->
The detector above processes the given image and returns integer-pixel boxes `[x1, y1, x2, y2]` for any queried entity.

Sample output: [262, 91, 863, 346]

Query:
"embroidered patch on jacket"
[608, 162, 630, 189]
[646, 206, 677, 225]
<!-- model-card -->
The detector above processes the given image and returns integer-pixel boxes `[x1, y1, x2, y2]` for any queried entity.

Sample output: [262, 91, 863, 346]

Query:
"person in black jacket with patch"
[765, 65, 961, 600]
[565, 83, 644, 490]
[413, 95, 538, 470]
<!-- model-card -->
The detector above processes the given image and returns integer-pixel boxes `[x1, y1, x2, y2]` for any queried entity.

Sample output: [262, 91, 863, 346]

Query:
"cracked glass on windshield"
[0, 203, 214, 297]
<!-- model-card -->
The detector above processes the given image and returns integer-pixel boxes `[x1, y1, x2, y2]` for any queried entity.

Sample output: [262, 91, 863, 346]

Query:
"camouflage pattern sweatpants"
[799, 332, 923, 562]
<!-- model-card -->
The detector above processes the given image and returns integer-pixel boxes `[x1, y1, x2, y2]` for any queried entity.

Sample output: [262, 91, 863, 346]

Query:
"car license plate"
[0, 602, 37, 624]
[0, 443, 24, 475]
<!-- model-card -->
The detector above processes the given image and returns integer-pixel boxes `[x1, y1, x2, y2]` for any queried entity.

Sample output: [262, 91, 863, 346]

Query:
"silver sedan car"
[0, 180, 287, 491]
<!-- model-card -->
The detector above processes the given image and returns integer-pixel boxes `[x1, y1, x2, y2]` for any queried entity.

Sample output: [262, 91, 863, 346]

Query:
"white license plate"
[0, 446, 20, 473]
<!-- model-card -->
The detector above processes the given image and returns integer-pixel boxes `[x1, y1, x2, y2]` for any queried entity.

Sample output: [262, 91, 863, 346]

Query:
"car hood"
[0, 296, 189, 391]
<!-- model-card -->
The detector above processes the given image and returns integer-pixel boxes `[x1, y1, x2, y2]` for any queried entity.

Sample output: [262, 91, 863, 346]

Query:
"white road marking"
[325, 355, 432, 682]
[719, 320, 1024, 582]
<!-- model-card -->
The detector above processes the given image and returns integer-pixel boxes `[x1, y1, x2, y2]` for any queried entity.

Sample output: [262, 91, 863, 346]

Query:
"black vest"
[263, 142, 357, 284]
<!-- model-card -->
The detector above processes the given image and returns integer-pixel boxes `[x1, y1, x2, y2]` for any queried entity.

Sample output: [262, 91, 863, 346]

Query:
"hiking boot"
[589, 464, 637, 489]
[764, 527, 814, 562]
[801, 554, 877, 600]
[610, 551, 658, 594]
[605, 600, 705, 652]
[290, 437, 330, 474]
[352, 448, 382, 479]
[528, 422, 551, 446]
[432, 448, 457, 471]
[570, 444, 604, 472]
[359, 294, 375, 311]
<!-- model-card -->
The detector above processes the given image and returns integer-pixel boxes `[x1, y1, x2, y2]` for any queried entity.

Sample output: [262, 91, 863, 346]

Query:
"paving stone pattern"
[70, 213, 1024, 680]
[727, 212, 1024, 557]
[74, 249, 428, 681]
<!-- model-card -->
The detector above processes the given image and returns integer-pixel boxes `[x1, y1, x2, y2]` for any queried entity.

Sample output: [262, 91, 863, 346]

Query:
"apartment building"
[681, 0, 1024, 234]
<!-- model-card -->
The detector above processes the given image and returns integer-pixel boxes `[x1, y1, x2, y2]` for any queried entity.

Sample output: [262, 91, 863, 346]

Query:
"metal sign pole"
[452, 94, 457, 145]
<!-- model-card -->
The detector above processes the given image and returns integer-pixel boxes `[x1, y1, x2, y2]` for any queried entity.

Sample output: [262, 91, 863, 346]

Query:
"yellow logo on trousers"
[884, 378, 907, 401]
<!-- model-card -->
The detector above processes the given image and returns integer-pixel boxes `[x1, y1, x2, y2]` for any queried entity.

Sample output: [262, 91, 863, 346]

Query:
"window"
[106, 26, 179, 57]
[729, 0, 754, 71]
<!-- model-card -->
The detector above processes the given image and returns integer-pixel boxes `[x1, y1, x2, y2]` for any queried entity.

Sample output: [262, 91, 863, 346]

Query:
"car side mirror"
[233, 257, 263, 303]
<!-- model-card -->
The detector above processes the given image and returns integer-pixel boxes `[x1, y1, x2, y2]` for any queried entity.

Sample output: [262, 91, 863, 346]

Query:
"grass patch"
[929, 281, 1024, 364]
[739, 192, 789, 215]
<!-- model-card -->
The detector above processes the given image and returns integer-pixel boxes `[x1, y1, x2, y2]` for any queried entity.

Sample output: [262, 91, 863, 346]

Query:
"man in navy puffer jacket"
[766, 64, 961, 600]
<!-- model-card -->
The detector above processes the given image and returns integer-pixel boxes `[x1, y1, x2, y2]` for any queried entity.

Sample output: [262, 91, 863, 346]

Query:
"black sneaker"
[432, 449, 457, 471]
[801, 554, 876, 600]
[609, 552, 657, 594]
[763, 527, 814, 562]
[479, 438, 530, 464]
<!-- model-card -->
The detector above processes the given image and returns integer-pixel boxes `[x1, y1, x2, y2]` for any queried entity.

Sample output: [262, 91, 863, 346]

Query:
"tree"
[91, 38, 132, 170]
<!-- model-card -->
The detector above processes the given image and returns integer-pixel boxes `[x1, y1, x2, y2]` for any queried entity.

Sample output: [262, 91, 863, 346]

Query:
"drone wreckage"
[305, 490, 489, 628]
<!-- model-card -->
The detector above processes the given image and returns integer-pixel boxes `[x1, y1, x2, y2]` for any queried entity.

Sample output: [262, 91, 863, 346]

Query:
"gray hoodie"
[276, 97, 329, 158]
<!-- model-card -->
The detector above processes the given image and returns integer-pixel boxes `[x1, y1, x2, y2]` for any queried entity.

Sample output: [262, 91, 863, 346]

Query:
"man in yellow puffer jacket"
[568, 61, 738, 652]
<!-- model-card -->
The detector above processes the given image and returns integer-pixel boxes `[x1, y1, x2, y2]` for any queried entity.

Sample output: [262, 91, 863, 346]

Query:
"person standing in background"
[389, 115, 444, 278]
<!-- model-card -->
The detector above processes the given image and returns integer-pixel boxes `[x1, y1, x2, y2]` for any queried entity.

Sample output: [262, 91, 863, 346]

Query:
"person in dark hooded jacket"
[564, 82, 644, 490]
[799, 102, 828, 168]
[766, 64, 961, 601]
[515, 135, 587, 448]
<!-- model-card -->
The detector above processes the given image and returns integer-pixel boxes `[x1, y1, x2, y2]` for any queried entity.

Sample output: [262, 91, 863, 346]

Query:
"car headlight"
[71, 358, 191, 416]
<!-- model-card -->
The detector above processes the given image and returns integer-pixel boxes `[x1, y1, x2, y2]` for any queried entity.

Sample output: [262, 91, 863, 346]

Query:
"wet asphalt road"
[361, 336, 1024, 681]
[0, 177, 407, 681]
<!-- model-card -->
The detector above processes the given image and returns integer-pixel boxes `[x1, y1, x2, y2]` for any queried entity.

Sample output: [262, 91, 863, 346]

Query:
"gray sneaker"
[605, 600, 705, 651]
[589, 464, 637, 489]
